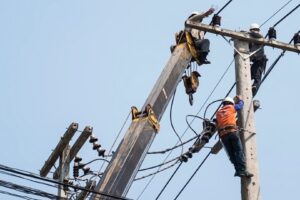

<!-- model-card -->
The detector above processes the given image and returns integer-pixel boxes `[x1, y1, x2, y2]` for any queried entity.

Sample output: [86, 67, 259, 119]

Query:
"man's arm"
[188, 8, 215, 22]
[234, 95, 244, 111]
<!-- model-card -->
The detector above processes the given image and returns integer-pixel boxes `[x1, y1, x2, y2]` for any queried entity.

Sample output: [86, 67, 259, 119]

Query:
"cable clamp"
[131, 104, 160, 133]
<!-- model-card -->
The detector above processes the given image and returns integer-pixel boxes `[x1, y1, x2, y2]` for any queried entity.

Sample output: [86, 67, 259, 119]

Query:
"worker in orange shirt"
[216, 95, 253, 178]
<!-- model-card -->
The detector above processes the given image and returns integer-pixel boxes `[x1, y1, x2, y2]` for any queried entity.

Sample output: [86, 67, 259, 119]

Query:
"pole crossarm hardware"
[40, 122, 78, 177]
[185, 21, 300, 53]
[91, 43, 192, 199]
[53, 126, 93, 179]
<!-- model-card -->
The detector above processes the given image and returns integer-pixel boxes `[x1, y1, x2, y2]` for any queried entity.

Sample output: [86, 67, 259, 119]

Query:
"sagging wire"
[138, 156, 180, 172]
[185, 114, 205, 136]
[134, 160, 180, 181]
[170, 88, 184, 155]
[0, 164, 132, 200]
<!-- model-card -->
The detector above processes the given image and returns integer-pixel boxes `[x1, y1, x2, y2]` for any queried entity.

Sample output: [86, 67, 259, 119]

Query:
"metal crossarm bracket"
[131, 104, 160, 133]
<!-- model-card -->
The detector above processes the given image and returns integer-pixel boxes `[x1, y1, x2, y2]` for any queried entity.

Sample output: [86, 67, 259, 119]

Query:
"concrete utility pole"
[234, 40, 260, 200]
[91, 43, 192, 199]
[184, 21, 299, 200]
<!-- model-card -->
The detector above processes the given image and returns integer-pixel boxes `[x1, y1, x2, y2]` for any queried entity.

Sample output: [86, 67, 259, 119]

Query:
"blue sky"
[0, 0, 299, 199]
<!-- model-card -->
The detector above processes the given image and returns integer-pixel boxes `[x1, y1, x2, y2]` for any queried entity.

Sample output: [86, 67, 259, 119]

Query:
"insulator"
[293, 32, 300, 46]
[93, 142, 101, 150]
[73, 163, 79, 178]
[83, 166, 90, 175]
[212, 14, 221, 27]
[78, 163, 85, 169]
[89, 135, 98, 143]
[63, 178, 69, 191]
[74, 155, 82, 163]
[268, 27, 277, 40]
[97, 148, 106, 157]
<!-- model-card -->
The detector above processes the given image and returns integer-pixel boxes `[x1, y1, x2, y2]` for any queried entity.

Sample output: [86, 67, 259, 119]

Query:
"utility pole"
[40, 123, 92, 199]
[91, 43, 192, 199]
[234, 40, 260, 200]
[184, 21, 299, 200]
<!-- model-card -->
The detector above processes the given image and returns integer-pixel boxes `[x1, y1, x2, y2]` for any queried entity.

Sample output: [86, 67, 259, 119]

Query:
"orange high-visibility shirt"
[216, 105, 237, 136]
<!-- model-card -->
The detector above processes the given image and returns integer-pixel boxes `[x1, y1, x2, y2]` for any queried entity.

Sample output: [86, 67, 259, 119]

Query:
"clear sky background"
[0, 0, 299, 200]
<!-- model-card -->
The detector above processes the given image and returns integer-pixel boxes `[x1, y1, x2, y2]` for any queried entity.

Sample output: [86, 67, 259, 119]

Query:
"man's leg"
[194, 39, 210, 64]
[232, 133, 253, 178]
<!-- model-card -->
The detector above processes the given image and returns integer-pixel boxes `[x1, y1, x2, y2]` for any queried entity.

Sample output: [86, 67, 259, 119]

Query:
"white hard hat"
[188, 11, 200, 19]
[223, 97, 234, 104]
[250, 23, 260, 30]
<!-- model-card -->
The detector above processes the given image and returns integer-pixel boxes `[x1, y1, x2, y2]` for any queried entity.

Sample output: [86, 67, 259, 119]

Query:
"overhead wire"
[134, 160, 180, 181]
[260, 0, 293, 28]
[169, 88, 184, 155]
[173, 151, 212, 200]
[0, 164, 132, 200]
[0, 189, 41, 200]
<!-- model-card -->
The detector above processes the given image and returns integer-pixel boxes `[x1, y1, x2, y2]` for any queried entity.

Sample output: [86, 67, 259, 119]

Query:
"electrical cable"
[155, 162, 183, 200]
[0, 164, 132, 200]
[260, 34, 296, 86]
[173, 151, 212, 200]
[273, 3, 300, 28]
[0, 170, 57, 190]
[260, 0, 293, 28]
[185, 114, 205, 136]
[138, 156, 179, 172]
[170, 88, 184, 155]
[0, 189, 41, 200]
[134, 160, 180, 181]
[0, 179, 62, 199]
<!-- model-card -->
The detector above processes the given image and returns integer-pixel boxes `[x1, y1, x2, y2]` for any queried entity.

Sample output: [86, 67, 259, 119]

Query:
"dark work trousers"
[251, 58, 267, 89]
[194, 39, 210, 53]
[221, 131, 246, 173]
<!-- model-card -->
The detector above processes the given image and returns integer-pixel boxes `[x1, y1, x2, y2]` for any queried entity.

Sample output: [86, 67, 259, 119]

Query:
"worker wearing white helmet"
[248, 23, 268, 96]
[184, 8, 215, 64]
[216, 95, 253, 178]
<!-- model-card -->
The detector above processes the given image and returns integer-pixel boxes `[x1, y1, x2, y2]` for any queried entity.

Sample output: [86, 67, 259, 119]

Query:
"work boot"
[199, 52, 211, 65]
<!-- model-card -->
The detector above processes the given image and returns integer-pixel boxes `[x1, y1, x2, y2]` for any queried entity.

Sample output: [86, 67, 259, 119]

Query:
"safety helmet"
[188, 11, 200, 19]
[250, 23, 260, 30]
[223, 97, 234, 104]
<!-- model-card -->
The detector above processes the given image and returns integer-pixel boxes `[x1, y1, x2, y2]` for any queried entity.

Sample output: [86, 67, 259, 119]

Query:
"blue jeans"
[221, 132, 246, 173]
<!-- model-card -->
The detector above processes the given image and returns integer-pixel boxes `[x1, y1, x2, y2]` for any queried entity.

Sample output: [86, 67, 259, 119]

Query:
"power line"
[0, 164, 132, 200]
[0, 189, 41, 200]
[155, 162, 183, 200]
[260, 0, 293, 28]
[169, 88, 184, 155]
[173, 151, 212, 200]
[273, 3, 300, 28]
[0, 179, 61, 199]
